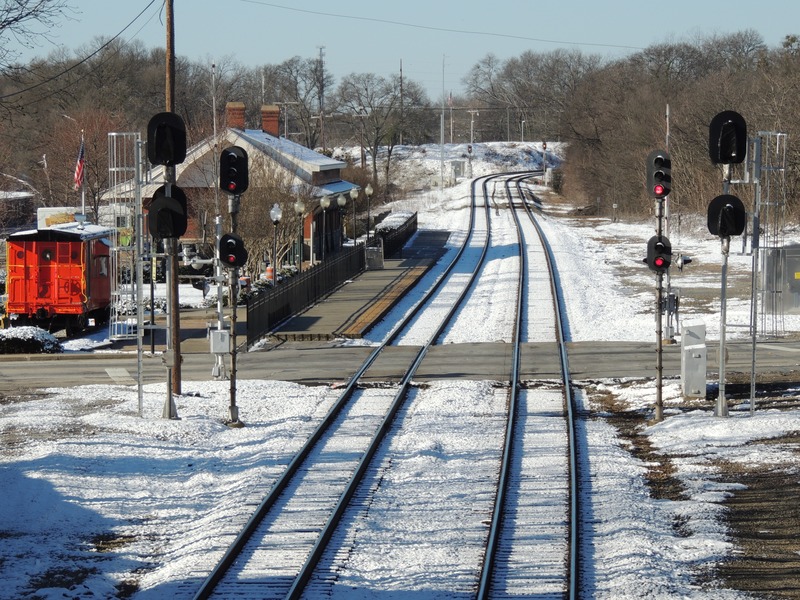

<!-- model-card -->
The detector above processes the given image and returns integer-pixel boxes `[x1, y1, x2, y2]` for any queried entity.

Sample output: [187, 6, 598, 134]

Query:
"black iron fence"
[375, 212, 418, 257]
[246, 244, 365, 347]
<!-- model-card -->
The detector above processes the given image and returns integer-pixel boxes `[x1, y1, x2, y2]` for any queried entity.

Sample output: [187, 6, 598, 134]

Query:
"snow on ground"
[1, 142, 800, 598]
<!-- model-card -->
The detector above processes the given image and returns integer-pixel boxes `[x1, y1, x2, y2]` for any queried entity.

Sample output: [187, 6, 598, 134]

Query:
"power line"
[0, 0, 163, 101]
[237, 0, 645, 52]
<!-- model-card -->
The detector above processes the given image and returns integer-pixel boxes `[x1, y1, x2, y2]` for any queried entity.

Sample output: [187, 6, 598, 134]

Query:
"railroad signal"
[147, 112, 187, 166]
[707, 194, 746, 237]
[148, 185, 188, 239]
[219, 233, 248, 269]
[709, 110, 747, 165]
[220, 146, 248, 194]
[646, 235, 672, 273]
[675, 254, 693, 271]
[646, 150, 671, 199]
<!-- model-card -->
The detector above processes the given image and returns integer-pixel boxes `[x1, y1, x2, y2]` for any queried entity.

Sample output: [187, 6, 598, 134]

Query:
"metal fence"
[375, 212, 417, 258]
[246, 244, 365, 347]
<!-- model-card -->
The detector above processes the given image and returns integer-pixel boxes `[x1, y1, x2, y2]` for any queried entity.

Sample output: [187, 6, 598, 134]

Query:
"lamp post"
[365, 183, 373, 243]
[337, 194, 346, 248]
[320, 194, 330, 260]
[270, 202, 282, 285]
[294, 199, 304, 273]
[349, 187, 358, 241]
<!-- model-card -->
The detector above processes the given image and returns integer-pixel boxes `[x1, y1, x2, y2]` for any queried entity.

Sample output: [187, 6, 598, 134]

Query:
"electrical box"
[209, 329, 230, 354]
[681, 320, 707, 398]
[365, 245, 384, 270]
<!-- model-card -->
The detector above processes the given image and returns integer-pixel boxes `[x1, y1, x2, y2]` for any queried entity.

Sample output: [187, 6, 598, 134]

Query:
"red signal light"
[654, 257, 665, 268]
[654, 184, 665, 197]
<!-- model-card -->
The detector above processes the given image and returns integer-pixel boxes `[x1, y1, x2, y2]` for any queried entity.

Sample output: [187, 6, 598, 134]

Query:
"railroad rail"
[191, 171, 581, 599]
[192, 176, 487, 599]
[477, 174, 580, 598]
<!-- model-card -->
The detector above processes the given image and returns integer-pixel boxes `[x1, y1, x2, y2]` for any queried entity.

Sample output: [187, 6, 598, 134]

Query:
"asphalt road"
[2, 338, 799, 396]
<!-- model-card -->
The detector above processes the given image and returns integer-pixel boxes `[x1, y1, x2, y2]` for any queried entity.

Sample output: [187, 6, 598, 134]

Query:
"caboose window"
[98, 256, 108, 277]
[41, 249, 52, 261]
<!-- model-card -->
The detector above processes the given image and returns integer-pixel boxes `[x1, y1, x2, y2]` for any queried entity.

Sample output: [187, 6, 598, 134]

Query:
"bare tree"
[0, 0, 75, 71]
[336, 72, 404, 188]
[235, 154, 309, 278]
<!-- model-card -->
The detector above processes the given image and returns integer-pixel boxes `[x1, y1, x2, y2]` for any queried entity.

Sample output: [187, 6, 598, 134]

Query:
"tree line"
[0, 4, 798, 233]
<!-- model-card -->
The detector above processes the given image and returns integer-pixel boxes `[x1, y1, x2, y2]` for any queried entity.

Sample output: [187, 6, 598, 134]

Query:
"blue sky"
[18, 0, 800, 98]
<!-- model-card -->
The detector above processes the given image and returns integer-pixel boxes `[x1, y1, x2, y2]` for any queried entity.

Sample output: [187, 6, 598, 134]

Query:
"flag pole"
[74, 130, 86, 216]
[79, 130, 85, 215]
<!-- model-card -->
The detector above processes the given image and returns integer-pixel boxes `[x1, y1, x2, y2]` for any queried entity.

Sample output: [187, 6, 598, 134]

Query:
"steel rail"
[476, 171, 579, 599]
[193, 176, 493, 600]
[476, 172, 530, 598]
[286, 176, 494, 597]
[517, 175, 580, 599]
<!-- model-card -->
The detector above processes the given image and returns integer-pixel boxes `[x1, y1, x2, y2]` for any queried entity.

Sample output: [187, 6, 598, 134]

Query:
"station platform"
[270, 257, 433, 341]
[117, 230, 450, 353]
[271, 230, 449, 341]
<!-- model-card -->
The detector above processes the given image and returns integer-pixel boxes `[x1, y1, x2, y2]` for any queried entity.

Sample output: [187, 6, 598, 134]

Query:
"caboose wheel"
[65, 314, 87, 337]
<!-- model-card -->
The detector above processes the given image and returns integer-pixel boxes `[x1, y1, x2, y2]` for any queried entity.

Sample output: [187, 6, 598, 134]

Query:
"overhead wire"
[237, 0, 645, 52]
[0, 0, 164, 102]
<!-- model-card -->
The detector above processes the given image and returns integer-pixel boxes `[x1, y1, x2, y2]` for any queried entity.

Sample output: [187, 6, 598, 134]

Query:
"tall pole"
[716, 167, 733, 418]
[164, 0, 181, 398]
[228, 194, 242, 426]
[749, 138, 762, 415]
[166, 0, 175, 112]
[440, 55, 445, 193]
[350, 187, 358, 241]
[399, 59, 404, 145]
[210, 66, 226, 380]
[319, 196, 330, 260]
[273, 232, 278, 284]
[717, 236, 730, 417]
[654, 197, 664, 422]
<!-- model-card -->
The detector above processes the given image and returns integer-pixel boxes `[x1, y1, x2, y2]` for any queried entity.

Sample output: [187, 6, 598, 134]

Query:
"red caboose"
[4, 222, 114, 334]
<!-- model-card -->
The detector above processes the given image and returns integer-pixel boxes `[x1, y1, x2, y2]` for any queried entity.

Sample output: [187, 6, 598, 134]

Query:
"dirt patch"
[713, 457, 800, 598]
[588, 382, 800, 597]
[588, 385, 688, 503]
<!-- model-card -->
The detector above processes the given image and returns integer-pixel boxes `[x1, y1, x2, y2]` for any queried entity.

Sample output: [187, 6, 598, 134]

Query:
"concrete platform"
[270, 258, 433, 341]
[271, 230, 449, 342]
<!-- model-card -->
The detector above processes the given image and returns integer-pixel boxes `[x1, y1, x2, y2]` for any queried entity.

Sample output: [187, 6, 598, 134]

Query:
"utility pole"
[399, 60, 404, 145]
[165, 0, 181, 397]
[318, 46, 326, 151]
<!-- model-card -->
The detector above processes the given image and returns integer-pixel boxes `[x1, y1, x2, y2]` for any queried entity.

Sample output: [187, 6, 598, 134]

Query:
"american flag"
[73, 135, 85, 191]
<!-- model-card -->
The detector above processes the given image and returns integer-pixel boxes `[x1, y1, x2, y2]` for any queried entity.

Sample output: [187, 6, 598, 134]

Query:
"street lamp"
[349, 187, 359, 241]
[293, 199, 304, 273]
[320, 195, 330, 260]
[337, 194, 346, 248]
[270, 202, 282, 285]
[364, 183, 373, 243]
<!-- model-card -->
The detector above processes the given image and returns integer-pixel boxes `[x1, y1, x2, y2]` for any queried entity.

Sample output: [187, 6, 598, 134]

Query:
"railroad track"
[190, 171, 581, 599]
[476, 174, 580, 598]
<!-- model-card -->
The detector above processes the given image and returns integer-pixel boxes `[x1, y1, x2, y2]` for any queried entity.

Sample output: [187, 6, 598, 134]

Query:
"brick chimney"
[261, 104, 280, 137]
[226, 101, 246, 130]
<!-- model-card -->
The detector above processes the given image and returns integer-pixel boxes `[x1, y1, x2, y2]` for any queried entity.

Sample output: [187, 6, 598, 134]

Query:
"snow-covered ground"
[2, 142, 799, 598]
